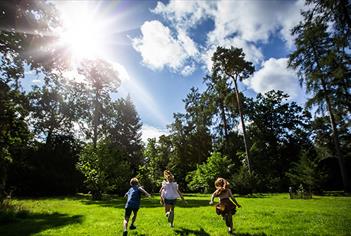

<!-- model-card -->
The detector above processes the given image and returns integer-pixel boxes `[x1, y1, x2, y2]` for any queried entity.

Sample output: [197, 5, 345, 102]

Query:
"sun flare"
[58, 3, 108, 60]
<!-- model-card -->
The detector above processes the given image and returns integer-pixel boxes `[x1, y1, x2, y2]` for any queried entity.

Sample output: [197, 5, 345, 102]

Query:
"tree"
[0, 83, 31, 200]
[212, 46, 255, 173]
[77, 140, 130, 200]
[203, 74, 237, 154]
[187, 152, 233, 193]
[286, 150, 327, 193]
[76, 59, 121, 149]
[288, 0, 351, 192]
[28, 73, 77, 143]
[107, 95, 143, 175]
[246, 90, 312, 191]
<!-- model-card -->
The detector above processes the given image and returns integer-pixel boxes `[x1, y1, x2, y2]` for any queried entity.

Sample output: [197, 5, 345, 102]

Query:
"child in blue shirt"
[123, 178, 151, 236]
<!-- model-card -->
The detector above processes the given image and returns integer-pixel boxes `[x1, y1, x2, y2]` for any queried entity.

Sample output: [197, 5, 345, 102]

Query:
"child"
[159, 170, 187, 227]
[209, 178, 241, 235]
[123, 177, 151, 236]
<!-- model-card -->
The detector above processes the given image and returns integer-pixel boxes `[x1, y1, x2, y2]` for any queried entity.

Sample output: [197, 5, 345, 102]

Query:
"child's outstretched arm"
[177, 189, 187, 204]
[209, 193, 215, 205]
[139, 187, 151, 197]
[231, 196, 241, 207]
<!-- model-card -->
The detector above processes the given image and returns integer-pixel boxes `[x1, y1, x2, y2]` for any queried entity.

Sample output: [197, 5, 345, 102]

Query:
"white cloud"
[141, 124, 169, 143]
[32, 79, 42, 84]
[246, 58, 300, 99]
[132, 20, 198, 72]
[181, 63, 196, 76]
[152, 0, 215, 31]
[133, 0, 305, 76]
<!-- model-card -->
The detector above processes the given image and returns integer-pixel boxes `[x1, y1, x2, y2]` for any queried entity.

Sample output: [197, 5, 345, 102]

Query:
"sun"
[58, 3, 109, 60]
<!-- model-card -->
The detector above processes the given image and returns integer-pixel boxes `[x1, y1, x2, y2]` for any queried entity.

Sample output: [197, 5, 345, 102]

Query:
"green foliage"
[231, 163, 260, 195]
[107, 95, 143, 174]
[289, 0, 351, 192]
[286, 150, 327, 193]
[187, 152, 233, 193]
[77, 141, 130, 199]
[246, 90, 313, 192]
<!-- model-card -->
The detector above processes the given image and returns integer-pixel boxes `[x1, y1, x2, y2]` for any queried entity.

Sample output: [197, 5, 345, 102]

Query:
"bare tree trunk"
[321, 79, 350, 192]
[219, 99, 229, 144]
[233, 79, 251, 174]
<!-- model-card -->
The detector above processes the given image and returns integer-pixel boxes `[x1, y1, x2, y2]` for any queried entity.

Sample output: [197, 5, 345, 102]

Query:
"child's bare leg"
[169, 205, 175, 227]
[165, 204, 171, 214]
[123, 217, 129, 232]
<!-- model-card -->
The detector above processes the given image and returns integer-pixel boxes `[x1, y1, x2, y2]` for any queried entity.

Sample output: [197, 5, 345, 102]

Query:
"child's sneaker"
[123, 230, 128, 236]
[129, 225, 136, 230]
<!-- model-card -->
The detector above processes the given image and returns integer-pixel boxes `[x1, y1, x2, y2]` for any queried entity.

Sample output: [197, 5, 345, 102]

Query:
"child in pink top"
[210, 178, 241, 235]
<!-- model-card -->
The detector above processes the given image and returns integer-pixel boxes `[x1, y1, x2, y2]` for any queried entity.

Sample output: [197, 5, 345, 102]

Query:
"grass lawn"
[0, 193, 350, 236]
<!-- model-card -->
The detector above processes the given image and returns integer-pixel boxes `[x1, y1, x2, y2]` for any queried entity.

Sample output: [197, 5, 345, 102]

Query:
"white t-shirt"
[161, 181, 180, 199]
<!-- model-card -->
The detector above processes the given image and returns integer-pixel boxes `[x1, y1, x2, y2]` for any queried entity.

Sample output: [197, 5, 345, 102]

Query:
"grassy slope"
[0, 194, 350, 236]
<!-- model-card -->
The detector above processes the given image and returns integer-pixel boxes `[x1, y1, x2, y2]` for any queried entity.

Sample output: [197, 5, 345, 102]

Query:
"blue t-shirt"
[125, 186, 141, 209]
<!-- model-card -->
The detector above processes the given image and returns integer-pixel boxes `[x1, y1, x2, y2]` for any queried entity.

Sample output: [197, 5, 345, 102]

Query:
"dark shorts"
[125, 207, 139, 218]
[164, 198, 177, 205]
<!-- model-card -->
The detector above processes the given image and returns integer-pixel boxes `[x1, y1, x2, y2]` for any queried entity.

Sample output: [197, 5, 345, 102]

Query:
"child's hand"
[209, 201, 214, 205]
[237, 204, 242, 208]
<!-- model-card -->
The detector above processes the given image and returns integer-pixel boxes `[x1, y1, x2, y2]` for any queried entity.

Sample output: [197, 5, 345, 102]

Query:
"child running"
[209, 178, 241, 235]
[123, 177, 151, 236]
[159, 170, 187, 227]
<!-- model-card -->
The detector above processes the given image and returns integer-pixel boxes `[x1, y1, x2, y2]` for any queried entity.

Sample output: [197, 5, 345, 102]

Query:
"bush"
[187, 152, 233, 193]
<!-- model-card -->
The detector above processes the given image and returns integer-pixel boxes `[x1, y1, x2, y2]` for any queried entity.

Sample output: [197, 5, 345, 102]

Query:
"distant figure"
[209, 178, 241, 235]
[123, 177, 151, 236]
[159, 170, 187, 227]
[289, 186, 293, 199]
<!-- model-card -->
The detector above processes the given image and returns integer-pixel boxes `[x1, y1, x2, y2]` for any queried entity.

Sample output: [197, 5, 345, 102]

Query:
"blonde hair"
[163, 170, 174, 182]
[214, 177, 230, 196]
[130, 177, 139, 186]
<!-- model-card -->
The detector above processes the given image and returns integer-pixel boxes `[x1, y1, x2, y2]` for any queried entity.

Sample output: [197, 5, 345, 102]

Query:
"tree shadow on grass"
[236, 233, 267, 236]
[0, 212, 83, 236]
[80, 195, 212, 209]
[174, 227, 210, 236]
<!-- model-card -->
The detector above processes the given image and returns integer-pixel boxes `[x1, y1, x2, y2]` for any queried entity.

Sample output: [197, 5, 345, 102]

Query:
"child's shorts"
[164, 198, 177, 205]
[125, 207, 139, 218]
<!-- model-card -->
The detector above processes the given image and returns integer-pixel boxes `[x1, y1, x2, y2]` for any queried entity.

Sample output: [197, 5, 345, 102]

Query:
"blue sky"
[23, 0, 309, 142]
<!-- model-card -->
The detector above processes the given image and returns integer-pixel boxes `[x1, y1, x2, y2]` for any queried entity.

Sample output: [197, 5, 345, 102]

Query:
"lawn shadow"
[0, 212, 83, 236]
[240, 193, 269, 198]
[80, 195, 212, 209]
[236, 233, 267, 236]
[174, 227, 210, 236]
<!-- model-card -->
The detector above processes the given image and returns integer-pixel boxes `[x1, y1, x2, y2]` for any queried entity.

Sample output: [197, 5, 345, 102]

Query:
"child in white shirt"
[159, 170, 186, 227]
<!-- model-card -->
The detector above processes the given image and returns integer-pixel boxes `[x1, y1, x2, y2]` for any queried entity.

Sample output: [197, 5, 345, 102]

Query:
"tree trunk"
[219, 99, 229, 144]
[321, 78, 350, 192]
[93, 89, 100, 149]
[233, 79, 251, 174]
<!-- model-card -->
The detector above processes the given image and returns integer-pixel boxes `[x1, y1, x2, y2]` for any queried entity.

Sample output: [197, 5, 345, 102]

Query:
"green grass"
[0, 193, 350, 236]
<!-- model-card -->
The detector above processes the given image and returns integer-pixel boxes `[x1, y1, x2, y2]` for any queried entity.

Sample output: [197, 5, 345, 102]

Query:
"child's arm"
[177, 189, 187, 204]
[139, 187, 151, 197]
[229, 189, 241, 207]
[209, 193, 215, 205]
